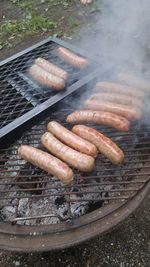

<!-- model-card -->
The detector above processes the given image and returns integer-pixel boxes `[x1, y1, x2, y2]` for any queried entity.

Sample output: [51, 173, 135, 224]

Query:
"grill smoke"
[78, 0, 150, 73]
[76, 0, 150, 123]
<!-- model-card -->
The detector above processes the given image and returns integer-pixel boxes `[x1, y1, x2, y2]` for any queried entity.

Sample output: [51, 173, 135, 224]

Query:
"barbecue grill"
[0, 37, 150, 252]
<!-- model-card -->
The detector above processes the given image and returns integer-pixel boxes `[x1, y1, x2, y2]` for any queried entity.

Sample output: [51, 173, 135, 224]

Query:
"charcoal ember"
[17, 162, 45, 194]
[17, 197, 59, 225]
[69, 180, 111, 218]
[1, 205, 16, 221]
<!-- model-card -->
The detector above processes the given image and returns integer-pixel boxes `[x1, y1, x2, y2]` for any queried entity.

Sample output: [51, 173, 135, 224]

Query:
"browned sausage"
[90, 93, 143, 109]
[66, 110, 130, 132]
[29, 64, 65, 90]
[95, 82, 145, 99]
[35, 57, 69, 80]
[47, 121, 97, 157]
[72, 125, 124, 164]
[41, 132, 95, 172]
[57, 47, 88, 68]
[118, 72, 150, 92]
[85, 99, 141, 121]
[18, 145, 73, 184]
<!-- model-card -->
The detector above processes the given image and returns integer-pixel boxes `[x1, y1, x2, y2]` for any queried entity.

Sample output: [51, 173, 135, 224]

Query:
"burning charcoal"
[71, 201, 89, 217]
[86, 201, 103, 213]
[55, 196, 66, 207]
[1, 206, 16, 221]
[17, 162, 45, 194]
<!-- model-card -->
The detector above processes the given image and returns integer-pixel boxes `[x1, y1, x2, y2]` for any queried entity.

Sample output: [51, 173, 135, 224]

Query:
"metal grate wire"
[0, 38, 97, 132]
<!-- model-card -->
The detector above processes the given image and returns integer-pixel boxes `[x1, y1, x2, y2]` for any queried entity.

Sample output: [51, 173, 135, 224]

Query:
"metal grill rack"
[0, 37, 100, 141]
[0, 106, 150, 224]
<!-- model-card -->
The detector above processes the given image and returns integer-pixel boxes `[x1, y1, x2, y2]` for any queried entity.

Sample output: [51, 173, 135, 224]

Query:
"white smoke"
[77, 0, 150, 74]
[75, 0, 150, 122]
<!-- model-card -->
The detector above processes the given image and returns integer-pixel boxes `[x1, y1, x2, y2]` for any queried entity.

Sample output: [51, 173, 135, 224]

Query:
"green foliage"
[1, 13, 57, 39]
[1, 0, 101, 50]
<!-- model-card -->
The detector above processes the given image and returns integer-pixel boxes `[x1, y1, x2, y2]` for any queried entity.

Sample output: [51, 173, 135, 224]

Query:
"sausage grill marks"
[35, 57, 69, 81]
[90, 93, 143, 109]
[29, 64, 65, 90]
[67, 110, 130, 132]
[57, 47, 88, 69]
[18, 145, 74, 184]
[72, 125, 124, 165]
[95, 82, 145, 99]
[47, 121, 97, 157]
[85, 99, 141, 121]
[41, 132, 95, 172]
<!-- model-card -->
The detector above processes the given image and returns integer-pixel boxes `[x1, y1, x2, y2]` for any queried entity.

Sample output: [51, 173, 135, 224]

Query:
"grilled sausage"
[29, 64, 65, 90]
[85, 99, 141, 121]
[41, 132, 95, 172]
[90, 93, 143, 109]
[118, 72, 150, 92]
[95, 82, 145, 99]
[72, 125, 124, 164]
[35, 57, 69, 80]
[57, 47, 88, 68]
[18, 145, 74, 184]
[47, 121, 97, 157]
[66, 110, 130, 132]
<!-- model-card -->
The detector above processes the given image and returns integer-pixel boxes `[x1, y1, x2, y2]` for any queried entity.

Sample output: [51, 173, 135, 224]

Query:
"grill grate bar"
[1, 158, 150, 165]
[11, 214, 59, 223]
[0, 195, 131, 201]
[1, 165, 150, 174]
[1, 140, 150, 148]
[0, 88, 51, 100]
[0, 107, 32, 118]
[7, 78, 38, 107]
[0, 186, 142, 194]
[0, 180, 147, 186]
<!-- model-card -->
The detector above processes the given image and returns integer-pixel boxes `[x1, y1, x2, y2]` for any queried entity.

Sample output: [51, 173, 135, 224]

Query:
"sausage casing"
[85, 99, 141, 121]
[29, 64, 65, 90]
[35, 57, 69, 80]
[18, 145, 74, 184]
[57, 47, 88, 68]
[67, 110, 130, 132]
[95, 82, 145, 99]
[72, 125, 124, 164]
[118, 72, 150, 92]
[47, 121, 97, 157]
[90, 93, 143, 109]
[41, 132, 95, 172]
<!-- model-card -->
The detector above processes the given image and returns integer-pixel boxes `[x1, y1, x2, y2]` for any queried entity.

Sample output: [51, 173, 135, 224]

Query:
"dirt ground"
[0, 1, 150, 266]
[0, 0, 99, 58]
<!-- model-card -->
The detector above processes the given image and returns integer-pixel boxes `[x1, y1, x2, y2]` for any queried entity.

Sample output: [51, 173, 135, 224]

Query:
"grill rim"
[0, 180, 149, 252]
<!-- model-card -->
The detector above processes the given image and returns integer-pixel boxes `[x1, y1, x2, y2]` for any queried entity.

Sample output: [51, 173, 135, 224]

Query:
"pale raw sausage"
[47, 121, 97, 157]
[67, 110, 130, 132]
[72, 125, 124, 164]
[18, 145, 74, 184]
[41, 132, 95, 172]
